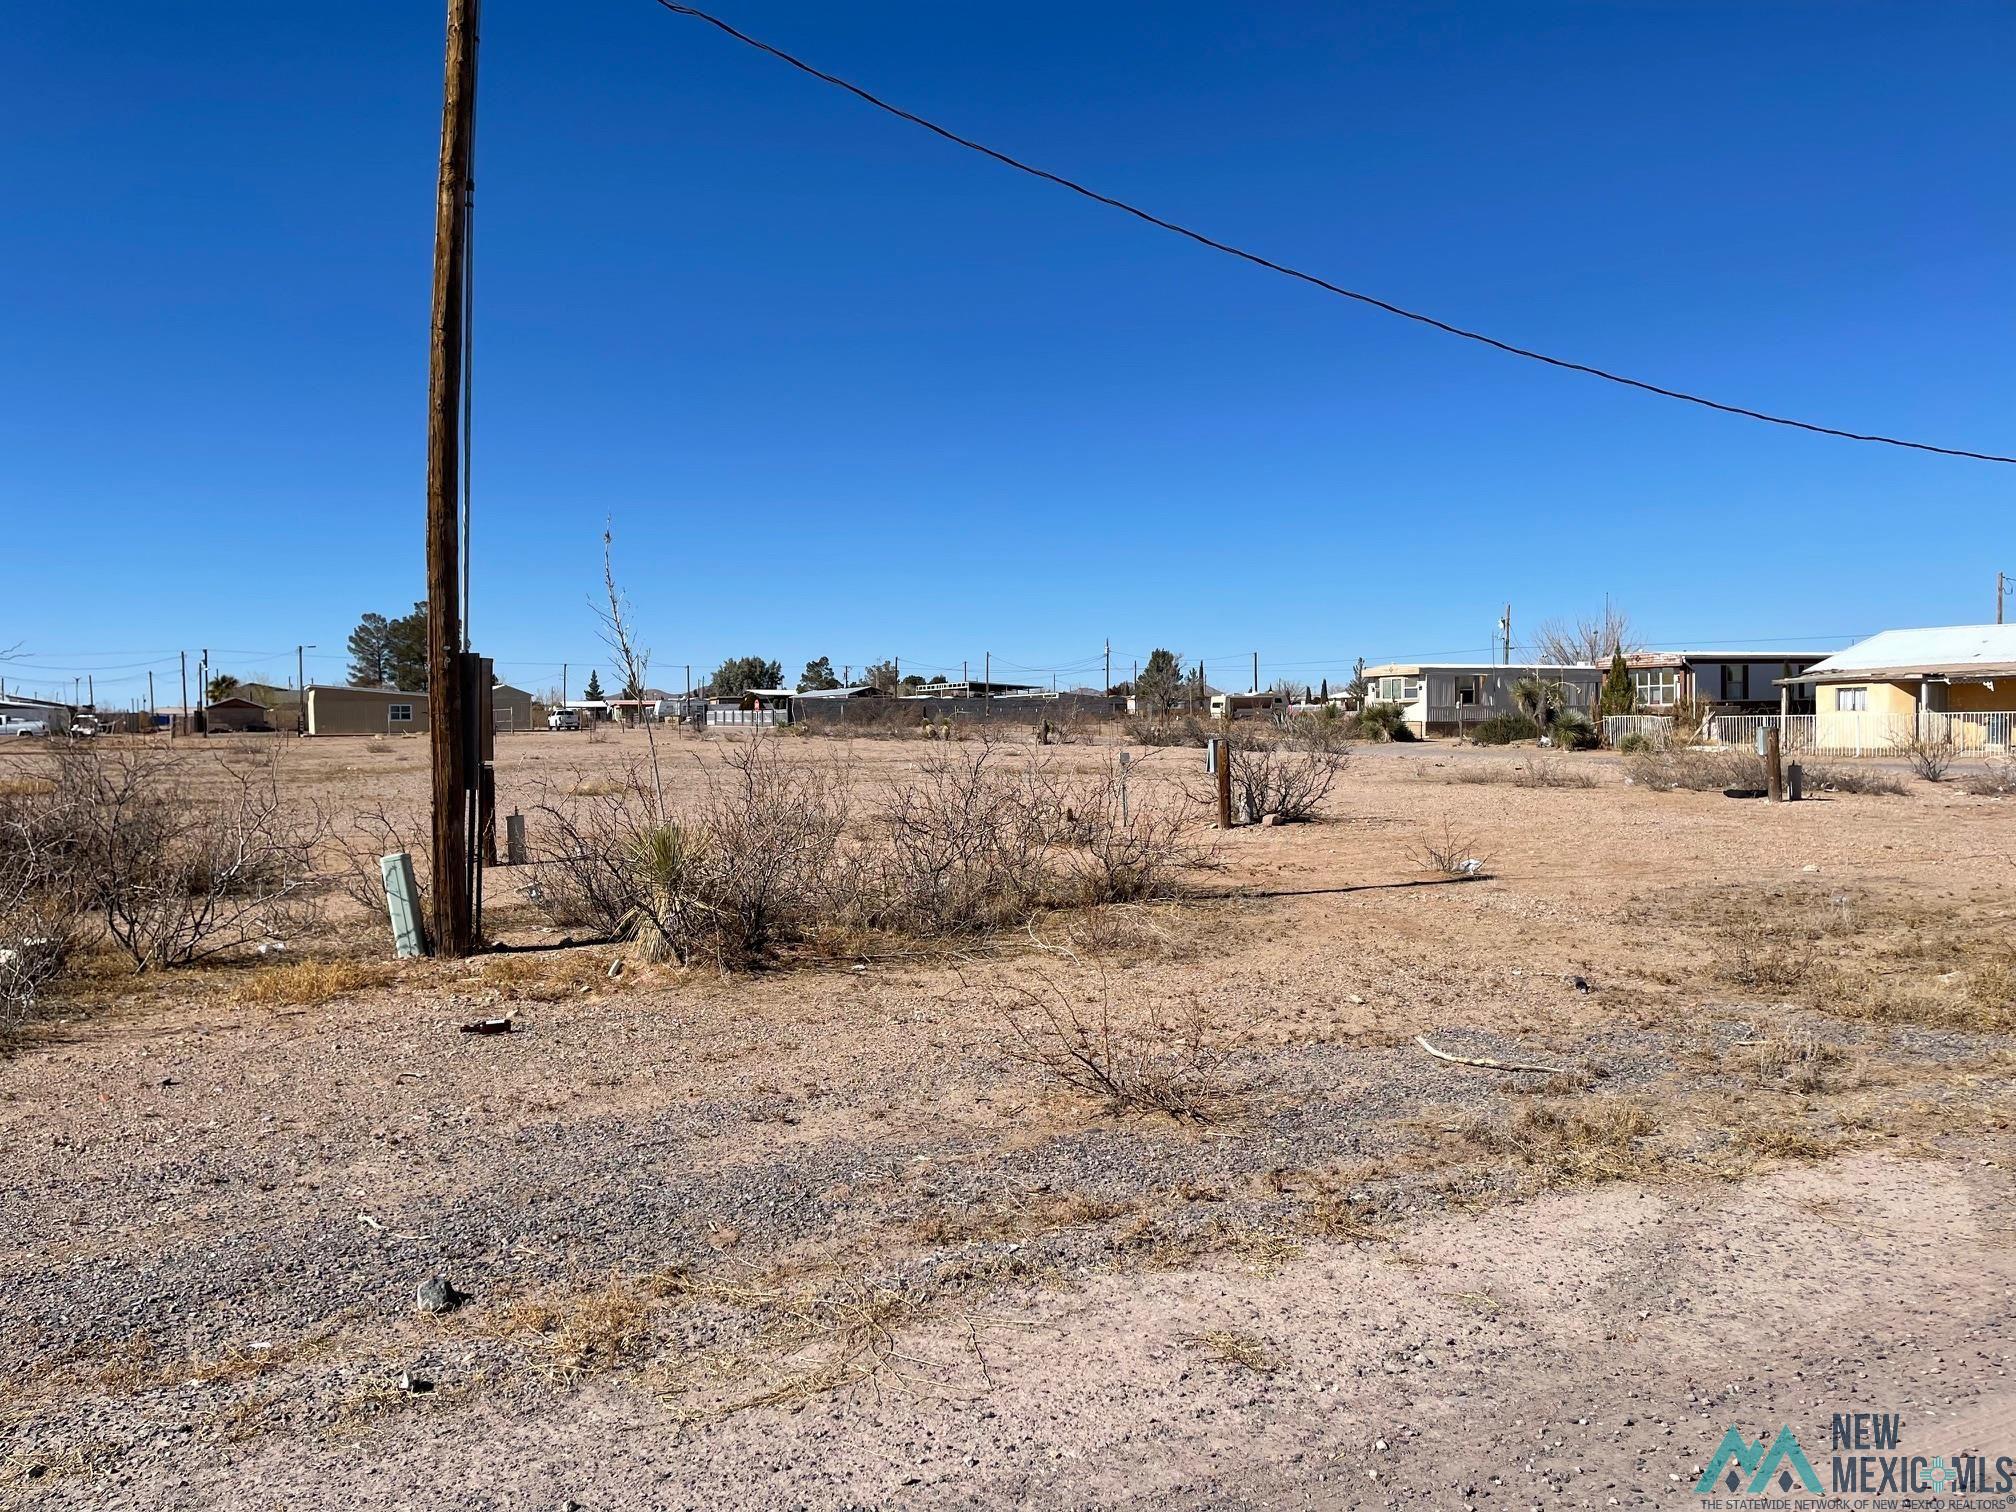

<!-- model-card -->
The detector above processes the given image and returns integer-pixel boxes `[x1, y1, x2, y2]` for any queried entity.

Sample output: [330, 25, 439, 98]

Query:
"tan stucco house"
[1785, 626, 2016, 751]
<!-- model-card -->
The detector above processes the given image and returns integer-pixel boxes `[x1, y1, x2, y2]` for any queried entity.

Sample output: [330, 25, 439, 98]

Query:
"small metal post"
[505, 811, 526, 865]
[1786, 762, 1803, 802]
[380, 851, 427, 958]
[1118, 751, 1130, 826]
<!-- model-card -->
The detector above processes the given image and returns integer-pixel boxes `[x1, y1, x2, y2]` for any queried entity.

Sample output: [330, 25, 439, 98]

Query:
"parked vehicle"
[547, 708, 582, 731]
[0, 717, 49, 739]
[68, 715, 100, 739]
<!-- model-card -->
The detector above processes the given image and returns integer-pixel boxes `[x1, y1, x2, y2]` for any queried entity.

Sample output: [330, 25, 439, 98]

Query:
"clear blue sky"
[4, 1, 2011, 704]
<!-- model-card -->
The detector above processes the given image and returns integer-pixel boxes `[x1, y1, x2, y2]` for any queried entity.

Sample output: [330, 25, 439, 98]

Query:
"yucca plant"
[620, 820, 711, 964]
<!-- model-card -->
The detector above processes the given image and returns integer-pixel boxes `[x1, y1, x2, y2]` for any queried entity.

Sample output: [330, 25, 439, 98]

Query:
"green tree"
[345, 613, 392, 686]
[1319, 677, 1330, 702]
[900, 673, 925, 691]
[583, 670, 606, 701]
[862, 659, 898, 693]
[1346, 657, 1369, 702]
[1598, 649, 1637, 718]
[1134, 648, 1186, 711]
[707, 656, 781, 698]
[205, 673, 240, 702]
[797, 656, 841, 692]
[384, 602, 428, 691]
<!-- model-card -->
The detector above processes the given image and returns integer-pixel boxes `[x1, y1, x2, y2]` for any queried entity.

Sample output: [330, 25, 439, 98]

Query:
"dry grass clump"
[1720, 924, 1813, 993]
[233, 958, 393, 1007]
[1805, 764, 1907, 796]
[1456, 1097, 1660, 1188]
[1182, 1328, 1281, 1374]
[1446, 754, 1595, 789]
[985, 957, 1257, 1122]
[497, 1274, 654, 1382]
[914, 1187, 1132, 1245]
[1625, 747, 1769, 792]
[1726, 1027, 1855, 1092]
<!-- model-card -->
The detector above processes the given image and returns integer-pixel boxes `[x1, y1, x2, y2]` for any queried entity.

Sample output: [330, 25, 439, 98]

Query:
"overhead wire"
[648, 1, 2015, 466]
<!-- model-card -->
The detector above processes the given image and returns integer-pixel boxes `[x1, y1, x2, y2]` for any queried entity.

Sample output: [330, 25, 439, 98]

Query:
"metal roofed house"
[1783, 624, 2016, 752]
[1361, 661, 1601, 737]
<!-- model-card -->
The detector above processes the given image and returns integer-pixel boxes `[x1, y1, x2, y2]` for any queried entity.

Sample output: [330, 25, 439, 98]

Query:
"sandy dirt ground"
[3, 729, 2013, 1510]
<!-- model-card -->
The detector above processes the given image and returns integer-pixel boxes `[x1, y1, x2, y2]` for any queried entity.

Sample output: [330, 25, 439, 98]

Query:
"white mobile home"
[1360, 662, 1601, 737]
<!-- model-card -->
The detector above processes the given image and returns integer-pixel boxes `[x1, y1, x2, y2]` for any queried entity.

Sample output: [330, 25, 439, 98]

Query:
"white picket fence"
[1604, 711, 2015, 757]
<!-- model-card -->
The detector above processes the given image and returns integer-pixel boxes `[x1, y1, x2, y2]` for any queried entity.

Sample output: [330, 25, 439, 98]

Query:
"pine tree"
[583, 670, 605, 701]
[345, 613, 392, 686]
[1598, 649, 1636, 718]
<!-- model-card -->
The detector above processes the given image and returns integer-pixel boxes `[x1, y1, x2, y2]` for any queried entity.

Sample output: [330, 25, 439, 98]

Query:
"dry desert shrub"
[0, 764, 87, 1031]
[860, 744, 1199, 935]
[1726, 1027, 1854, 1092]
[322, 799, 430, 915]
[982, 955, 1257, 1122]
[36, 745, 323, 973]
[1446, 753, 1594, 789]
[1182, 730, 1344, 824]
[1888, 729, 1955, 782]
[1420, 818, 1488, 877]
[1961, 759, 2016, 797]
[528, 741, 849, 970]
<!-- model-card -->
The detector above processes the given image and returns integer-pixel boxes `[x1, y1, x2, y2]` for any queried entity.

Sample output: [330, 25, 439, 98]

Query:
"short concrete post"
[380, 851, 427, 958]
[505, 811, 527, 865]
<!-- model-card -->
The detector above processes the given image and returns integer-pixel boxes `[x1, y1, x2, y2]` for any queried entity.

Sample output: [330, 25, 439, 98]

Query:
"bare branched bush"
[527, 742, 849, 968]
[984, 954, 1255, 1121]
[1962, 758, 2016, 797]
[1624, 748, 1769, 793]
[322, 799, 431, 916]
[1122, 713, 1212, 748]
[49, 746, 324, 971]
[1199, 735, 1344, 824]
[1421, 818, 1487, 877]
[859, 744, 1199, 936]
[1889, 729, 1955, 782]
[0, 768, 87, 1030]
[1281, 706, 1353, 753]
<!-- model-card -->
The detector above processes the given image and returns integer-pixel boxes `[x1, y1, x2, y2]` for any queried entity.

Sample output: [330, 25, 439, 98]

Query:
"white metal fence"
[706, 708, 788, 728]
[1604, 711, 2014, 758]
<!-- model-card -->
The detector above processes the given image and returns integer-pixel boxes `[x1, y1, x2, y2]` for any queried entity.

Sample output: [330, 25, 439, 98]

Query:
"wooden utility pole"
[424, 0, 480, 957]
[2000, 571, 2007, 625]
[1764, 725, 1784, 803]
[147, 670, 155, 729]
[295, 645, 309, 733]
[1212, 737, 1233, 828]
[178, 652, 188, 738]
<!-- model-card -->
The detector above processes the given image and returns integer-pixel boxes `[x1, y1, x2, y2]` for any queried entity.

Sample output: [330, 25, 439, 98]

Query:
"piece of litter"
[460, 1016, 514, 1035]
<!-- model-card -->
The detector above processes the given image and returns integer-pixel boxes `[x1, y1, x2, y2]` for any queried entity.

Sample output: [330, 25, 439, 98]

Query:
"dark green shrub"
[1348, 702, 1414, 743]
[1471, 712, 1540, 745]
[1550, 710, 1599, 750]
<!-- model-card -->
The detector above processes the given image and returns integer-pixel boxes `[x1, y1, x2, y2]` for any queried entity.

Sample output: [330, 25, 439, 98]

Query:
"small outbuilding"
[305, 685, 427, 736]
[203, 696, 273, 733]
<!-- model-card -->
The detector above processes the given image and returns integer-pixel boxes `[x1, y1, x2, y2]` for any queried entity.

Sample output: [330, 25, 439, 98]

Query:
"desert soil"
[3, 730, 2013, 1511]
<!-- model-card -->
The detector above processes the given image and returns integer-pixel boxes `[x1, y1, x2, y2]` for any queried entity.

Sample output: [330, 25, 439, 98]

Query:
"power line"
[649, 2, 2016, 467]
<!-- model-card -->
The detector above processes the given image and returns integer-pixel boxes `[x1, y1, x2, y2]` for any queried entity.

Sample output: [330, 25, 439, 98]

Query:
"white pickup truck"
[0, 716, 49, 739]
